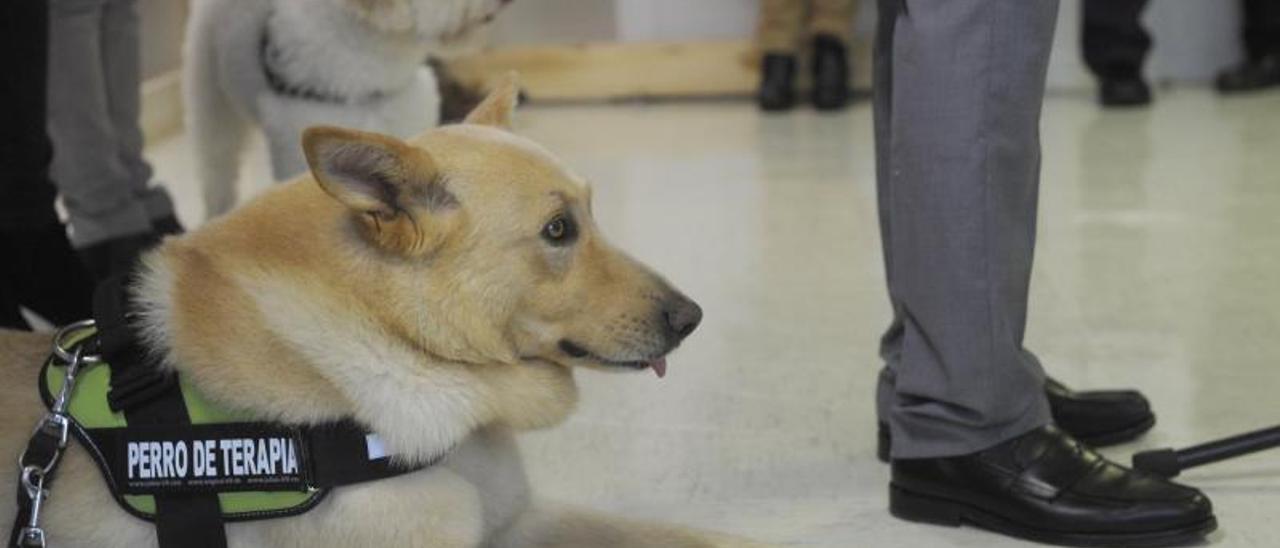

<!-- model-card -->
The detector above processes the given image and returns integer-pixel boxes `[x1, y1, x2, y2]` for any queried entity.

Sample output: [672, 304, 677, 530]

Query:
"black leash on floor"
[1133, 425, 1280, 478]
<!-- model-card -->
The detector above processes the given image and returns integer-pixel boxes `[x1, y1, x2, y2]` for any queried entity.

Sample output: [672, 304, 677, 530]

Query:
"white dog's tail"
[183, 2, 248, 221]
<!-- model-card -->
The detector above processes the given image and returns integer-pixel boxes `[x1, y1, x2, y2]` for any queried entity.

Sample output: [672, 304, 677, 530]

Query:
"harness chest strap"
[9, 277, 442, 548]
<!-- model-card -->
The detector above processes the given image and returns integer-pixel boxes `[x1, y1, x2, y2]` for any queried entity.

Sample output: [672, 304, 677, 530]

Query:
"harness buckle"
[16, 527, 45, 548]
[35, 414, 70, 451]
[16, 413, 71, 477]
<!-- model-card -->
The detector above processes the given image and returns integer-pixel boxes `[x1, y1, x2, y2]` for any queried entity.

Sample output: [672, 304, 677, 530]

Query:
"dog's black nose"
[663, 296, 702, 340]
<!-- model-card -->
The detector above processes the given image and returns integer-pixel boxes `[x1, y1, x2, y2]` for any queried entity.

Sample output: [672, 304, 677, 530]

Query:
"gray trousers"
[873, 0, 1059, 459]
[47, 0, 174, 248]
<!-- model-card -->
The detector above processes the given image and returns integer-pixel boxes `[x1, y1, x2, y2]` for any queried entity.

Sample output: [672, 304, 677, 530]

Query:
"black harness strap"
[93, 277, 228, 548]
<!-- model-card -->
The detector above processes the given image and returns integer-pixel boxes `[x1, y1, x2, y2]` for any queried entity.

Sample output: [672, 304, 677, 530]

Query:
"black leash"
[9, 323, 94, 548]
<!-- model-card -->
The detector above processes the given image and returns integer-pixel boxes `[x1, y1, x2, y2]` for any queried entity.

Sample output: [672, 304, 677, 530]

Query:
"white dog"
[184, 0, 507, 219]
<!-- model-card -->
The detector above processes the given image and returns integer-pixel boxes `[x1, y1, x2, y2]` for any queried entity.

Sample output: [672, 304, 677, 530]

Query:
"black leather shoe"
[757, 53, 797, 112]
[1046, 377, 1155, 446]
[1099, 77, 1152, 108]
[810, 34, 851, 111]
[891, 426, 1216, 546]
[878, 378, 1155, 461]
[1216, 55, 1280, 94]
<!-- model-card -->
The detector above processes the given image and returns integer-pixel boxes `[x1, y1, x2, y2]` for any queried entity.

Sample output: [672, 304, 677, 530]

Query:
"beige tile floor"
[146, 88, 1280, 547]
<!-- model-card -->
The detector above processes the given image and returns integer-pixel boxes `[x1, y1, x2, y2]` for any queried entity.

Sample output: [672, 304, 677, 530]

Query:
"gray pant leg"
[873, 0, 1058, 459]
[100, 0, 174, 222]
[47, 0, 164, 247]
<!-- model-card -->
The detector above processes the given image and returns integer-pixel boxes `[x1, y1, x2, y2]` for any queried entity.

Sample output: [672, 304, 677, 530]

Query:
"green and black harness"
[9, 278, 443, 547]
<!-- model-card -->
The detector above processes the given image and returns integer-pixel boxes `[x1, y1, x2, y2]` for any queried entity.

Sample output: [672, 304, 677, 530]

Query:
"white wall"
[140, 0, 1248, 87]
[139, 0, 187, 78]
[490, 0, 617, 44]
[613, 0, 760, 43]
[490, 0, 1249, 89]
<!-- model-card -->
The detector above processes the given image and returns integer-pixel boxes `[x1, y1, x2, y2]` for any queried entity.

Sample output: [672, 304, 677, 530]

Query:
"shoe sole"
[890, 483, 1217, 547]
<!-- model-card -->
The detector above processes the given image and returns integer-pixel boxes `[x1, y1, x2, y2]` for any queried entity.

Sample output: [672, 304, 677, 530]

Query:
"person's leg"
[873, 0, 902, 433]
[48, 0, 168, 280]
[1082, 0, 1153, 106]
[0, 0, 60, 231]
[758, 0, 807, 55]
[808, 0, 854, 44]
[876, 0, 1054, 459]
[807, 0, 855, 110]
[0, 0, 94, 328]
[756, 0, 806, 110]
[1243, 0, 1280, 61]
[1217, 0, 1280, 93]
[47, 0, 154, 250]
[875, 3, 1216, 545]
[100, 0, 178, 227]
[873, 0, 1156, 464]
[1081, 0, 1151, 80]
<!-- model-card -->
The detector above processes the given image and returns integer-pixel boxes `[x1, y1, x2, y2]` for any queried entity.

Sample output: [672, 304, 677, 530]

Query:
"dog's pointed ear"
[463, 72, 520, 129]
[303, 126, 460, 256]
[302, 126, 424, 215]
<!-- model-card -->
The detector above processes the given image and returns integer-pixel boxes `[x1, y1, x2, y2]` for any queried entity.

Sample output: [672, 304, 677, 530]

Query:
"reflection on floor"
[147, 88, 1280, 547]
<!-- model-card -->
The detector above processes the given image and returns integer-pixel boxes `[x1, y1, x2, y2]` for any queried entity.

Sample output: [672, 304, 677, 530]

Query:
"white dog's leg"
[264, 118, 310, 181]
[493, 501, 770, 548]
[184, 2, 250, 220]
[257, 94, 340, 182]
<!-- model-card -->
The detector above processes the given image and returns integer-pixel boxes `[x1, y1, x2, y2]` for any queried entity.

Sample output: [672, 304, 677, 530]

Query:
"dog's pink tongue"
[650, 358, 668, 378]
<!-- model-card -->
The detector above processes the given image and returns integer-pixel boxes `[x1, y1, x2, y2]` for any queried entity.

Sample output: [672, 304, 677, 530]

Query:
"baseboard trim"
[445, 39, 872, 103]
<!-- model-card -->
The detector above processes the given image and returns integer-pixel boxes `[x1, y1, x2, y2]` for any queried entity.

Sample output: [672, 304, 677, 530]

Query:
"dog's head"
[338, 0, 511, 42]
[301, 76, 701, 378]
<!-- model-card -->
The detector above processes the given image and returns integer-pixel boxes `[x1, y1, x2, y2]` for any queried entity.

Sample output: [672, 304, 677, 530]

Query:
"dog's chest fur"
[265, 1, 431, 101]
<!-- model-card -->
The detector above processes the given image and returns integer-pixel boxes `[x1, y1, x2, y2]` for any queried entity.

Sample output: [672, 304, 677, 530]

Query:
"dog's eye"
[541, 215, 577, 245]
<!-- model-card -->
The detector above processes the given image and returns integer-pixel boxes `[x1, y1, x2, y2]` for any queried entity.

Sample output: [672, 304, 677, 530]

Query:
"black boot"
[77, 231, 162, 282]
[0, 222, 95, 328]
[1099, 76, 1152, 108]
[878, 377, 1155, 462]
[810, 34, 851, 111]
[1216, 55, 1280, 94]
[757, 53, 797, 112]
[151, 214, 185, 237]
[891, 426, 1216, 546]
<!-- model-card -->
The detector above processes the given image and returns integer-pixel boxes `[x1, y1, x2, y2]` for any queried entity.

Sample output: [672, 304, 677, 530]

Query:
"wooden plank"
[446, 40, 762, 102]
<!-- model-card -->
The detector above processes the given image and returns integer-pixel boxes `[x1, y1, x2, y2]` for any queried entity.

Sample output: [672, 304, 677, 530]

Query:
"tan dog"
[0, 78, 766, 547]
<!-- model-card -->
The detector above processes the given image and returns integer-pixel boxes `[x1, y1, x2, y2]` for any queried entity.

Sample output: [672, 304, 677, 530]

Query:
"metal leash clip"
[13, 320, 101, 548]
[17, 466, 49, 548]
